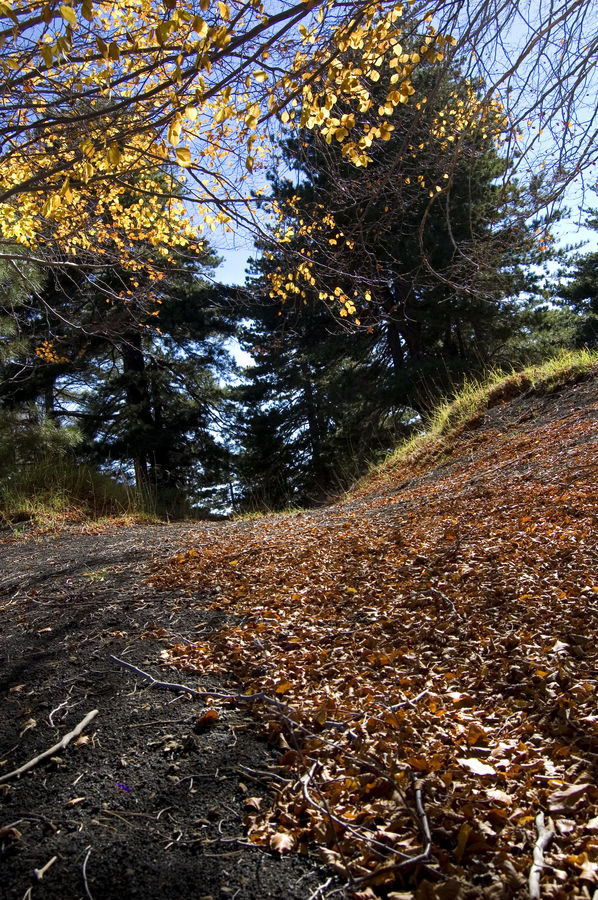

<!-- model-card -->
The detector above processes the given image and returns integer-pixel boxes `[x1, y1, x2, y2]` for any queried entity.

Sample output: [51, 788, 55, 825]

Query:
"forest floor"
[1, 367, 597, 900]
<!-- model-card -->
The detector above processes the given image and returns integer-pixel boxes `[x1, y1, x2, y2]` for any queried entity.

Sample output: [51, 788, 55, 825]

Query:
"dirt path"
[0, 524, 335, 899]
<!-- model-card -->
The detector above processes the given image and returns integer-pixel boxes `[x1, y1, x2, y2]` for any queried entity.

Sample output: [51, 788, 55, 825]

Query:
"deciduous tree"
[0, 0, 595, 303]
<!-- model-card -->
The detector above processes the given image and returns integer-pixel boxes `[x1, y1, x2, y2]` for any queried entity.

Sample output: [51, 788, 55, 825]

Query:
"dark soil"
[0, 524, 336, 900]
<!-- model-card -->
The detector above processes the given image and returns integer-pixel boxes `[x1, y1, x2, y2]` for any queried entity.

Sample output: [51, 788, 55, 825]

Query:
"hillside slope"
[155, 362, 598, 898]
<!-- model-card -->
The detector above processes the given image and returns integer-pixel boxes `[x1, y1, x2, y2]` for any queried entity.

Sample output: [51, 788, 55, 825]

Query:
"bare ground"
[0, 524, 336, 900]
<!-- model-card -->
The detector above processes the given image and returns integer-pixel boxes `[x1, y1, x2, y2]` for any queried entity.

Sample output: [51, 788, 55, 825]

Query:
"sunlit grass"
[372, 348, 598, 477]
[0, 456, 158, 532]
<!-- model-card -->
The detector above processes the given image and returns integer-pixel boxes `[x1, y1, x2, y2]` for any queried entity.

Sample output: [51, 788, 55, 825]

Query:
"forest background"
[1, 0, 598, 524]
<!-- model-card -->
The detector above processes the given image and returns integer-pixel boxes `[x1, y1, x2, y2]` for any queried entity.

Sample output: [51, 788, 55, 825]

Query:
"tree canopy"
[1, 0, 596, 297]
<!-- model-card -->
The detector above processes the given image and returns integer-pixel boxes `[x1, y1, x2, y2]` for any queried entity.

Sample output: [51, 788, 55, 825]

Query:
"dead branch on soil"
[302, 760, 446, 889]
[110, 655, 241, 700]
[529, 812, 554, 900]
[110, 655, 306, 715]
[414, 778, 432, 856]
[0, 710, 98, 784]
[352, 780, 438, 888]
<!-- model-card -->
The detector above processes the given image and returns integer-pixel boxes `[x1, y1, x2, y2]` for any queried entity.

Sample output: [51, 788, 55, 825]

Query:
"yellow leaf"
[176, 147, 191, 167]
[168, 121, 181, 145]
[59, 177, 72, 201]
[0, 1, 18, 25]
[41, 44, 53, 68]
[455, 823, 471, 863]
[95, 36, 108, 57]
[106, 143, 121, 166]
[59, 4, 77, 25]
[253, 70, 267, 83]
[217, 1, 229, 19]
[274, 681, 293, 694]
[192, 15, 207, 36]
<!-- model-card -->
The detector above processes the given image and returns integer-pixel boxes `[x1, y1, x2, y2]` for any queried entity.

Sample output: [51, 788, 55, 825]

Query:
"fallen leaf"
[549, 782, 592, 813]
[457, 757, 497, 776]
[270, 831, 295, 854]
[455, 823, 472, 863]
[580, 859, 598, 883]
[19, 717, 36, 736]
[194, 709, 219, 733]
[486, 788, 512, 805]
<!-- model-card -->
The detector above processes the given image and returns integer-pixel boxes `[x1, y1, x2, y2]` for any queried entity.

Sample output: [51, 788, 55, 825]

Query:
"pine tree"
[558, 213, 598, 348]
[231, 292, 411, 509]
[232, 54, 556, 505]
[259, 56, 551, 415]
[0, 245, 236, 516]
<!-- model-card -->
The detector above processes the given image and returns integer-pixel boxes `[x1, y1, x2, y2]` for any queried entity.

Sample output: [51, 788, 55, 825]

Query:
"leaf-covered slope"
[153, 364, 598, 897]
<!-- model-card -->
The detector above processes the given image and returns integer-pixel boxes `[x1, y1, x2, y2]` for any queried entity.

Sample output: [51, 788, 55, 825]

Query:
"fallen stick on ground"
[0, 710, 98, 784]
[82, 846, 95, 900]
[110, 655, 292, 714]
[34, 855, 57, 880]
[414, 778, 432, 855]
[110, 655, 235, 700]
[529, 811, 554, 900]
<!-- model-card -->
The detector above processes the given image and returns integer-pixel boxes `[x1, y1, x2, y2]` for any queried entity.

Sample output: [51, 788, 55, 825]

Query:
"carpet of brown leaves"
[152, 376, 598, 898]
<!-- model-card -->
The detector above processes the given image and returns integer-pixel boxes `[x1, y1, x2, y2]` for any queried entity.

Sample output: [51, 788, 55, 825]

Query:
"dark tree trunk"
[121, 332, 153, 486]
[301, 365, 329, 488]
[44, 381, 56, 419]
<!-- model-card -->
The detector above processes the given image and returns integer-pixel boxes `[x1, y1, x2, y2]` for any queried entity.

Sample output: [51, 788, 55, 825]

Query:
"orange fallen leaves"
[151, 385, 598, 894]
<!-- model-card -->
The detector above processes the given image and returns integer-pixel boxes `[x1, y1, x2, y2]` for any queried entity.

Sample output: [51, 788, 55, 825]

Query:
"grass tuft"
[0, 456, 157, 532]
[373, 349, 598, 478]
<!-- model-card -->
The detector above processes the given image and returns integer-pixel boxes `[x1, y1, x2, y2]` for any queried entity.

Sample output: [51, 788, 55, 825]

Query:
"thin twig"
[307, 876, 334, 900]
[301, 764, 410, 863]
[302, 764, 356, 885]
[48, 700, 69, 728]
[82, 847, 94, 900]
[387, 689, 430, 711]
[126, 718, 191, 728]
[110, 656, 226, 698]
[414, 778, 432, 851]
[110, 655, 295, 712]
[0, 710, 98, 784]
[529, 812, 553, 900]
[34, 855, 57, 880]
